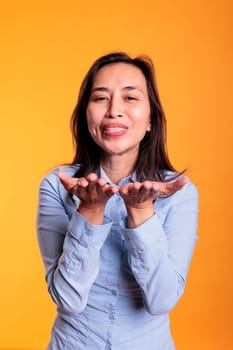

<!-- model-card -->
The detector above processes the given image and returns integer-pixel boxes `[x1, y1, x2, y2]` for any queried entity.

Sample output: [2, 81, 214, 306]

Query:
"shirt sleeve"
[122, 181, 199, 315]
[36, 172, 112, 314]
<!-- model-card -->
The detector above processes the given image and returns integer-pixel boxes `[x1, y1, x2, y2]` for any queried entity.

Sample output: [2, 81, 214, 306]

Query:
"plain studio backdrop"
[0, 0, 232, 349]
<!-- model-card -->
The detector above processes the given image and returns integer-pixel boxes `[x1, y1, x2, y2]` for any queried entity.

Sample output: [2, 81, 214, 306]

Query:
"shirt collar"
[100, 166, 136, 186]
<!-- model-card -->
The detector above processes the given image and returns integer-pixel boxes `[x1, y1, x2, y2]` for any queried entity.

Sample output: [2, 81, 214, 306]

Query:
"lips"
[103, 123, 128, 136]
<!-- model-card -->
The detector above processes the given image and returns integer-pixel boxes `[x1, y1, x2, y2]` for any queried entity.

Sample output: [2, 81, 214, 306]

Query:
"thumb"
[173, 176, 189, 190]
[57, 171, 76, 192]
[57, 171, 70, 183]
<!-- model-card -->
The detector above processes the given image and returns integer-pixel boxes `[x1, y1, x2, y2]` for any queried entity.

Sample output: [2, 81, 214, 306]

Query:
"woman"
[37, 52, 199, 350]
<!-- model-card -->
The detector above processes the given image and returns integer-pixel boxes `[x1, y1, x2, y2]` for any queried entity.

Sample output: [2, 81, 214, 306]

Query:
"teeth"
[106, 128, 124, 132]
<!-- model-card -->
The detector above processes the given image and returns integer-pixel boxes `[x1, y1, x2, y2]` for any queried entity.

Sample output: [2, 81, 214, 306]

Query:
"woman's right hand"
[57, 171, 118, 224]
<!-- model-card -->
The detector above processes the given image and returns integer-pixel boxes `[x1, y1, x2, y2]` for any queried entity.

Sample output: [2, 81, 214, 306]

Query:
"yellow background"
[0, 0, 232, 349]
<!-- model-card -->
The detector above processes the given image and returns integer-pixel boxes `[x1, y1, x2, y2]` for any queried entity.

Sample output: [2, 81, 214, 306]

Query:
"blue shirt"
[36, 165, 199, 350]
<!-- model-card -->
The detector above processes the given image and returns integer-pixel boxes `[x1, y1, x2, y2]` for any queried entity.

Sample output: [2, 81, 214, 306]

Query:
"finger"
[57, 171, 78, 191]
[96, 176, 118, 193]
[127, 182, 142, 195]
[139, 181, 153, 193]
[97, 177, 107, 187]
[149, 182, 161, 197]
[83, 173, 101, 196]
[86, 173, 98, 183]
[77, 177, 89, 188]
[130, 182, 150, 202]
[173, 176, 189, 189]
[158, 177, 188, 197]
[118, 183, 129, 196]
[138, 182, 160, 202]
[87, 177, 107, 196]
[165, 177, 188, 192]
[57, 171, 71, 184]
[104, 184, 119, 197]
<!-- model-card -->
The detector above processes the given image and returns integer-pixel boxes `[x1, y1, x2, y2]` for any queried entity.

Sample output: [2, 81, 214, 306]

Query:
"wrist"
[126, 205, 155, 228]
[78, 203, 106, 225]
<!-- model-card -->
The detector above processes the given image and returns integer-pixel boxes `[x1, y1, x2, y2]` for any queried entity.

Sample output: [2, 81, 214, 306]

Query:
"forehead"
[92, 63, 147, 89]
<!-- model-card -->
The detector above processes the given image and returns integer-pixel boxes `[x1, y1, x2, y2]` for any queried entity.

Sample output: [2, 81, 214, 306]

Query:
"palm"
[58, 171, 118, 208]
[119, 178, 188, 208]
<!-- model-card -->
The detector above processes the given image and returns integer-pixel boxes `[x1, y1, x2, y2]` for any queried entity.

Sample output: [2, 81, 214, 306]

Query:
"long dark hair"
[70, 52, 177, 181]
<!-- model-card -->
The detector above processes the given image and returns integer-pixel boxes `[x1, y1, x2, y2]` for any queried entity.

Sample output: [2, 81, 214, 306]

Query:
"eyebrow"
[91, 86, 143, 93]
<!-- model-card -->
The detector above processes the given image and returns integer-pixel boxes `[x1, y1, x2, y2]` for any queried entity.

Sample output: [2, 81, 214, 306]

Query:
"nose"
[106, 96, 123, 118]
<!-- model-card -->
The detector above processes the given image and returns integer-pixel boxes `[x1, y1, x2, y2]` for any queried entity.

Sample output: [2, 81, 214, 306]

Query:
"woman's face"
[86, 63, 151, 160]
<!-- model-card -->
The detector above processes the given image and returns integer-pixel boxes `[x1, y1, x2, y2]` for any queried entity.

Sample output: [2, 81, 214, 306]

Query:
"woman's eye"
[125, 96, 137, 101]
[93, 96, 109, 102]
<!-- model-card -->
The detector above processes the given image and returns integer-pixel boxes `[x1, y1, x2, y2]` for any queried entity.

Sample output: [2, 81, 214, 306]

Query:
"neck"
[100, 154, 137, 184]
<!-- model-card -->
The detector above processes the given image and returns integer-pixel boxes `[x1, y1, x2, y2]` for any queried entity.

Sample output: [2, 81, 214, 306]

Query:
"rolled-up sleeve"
[122, 182, 199, 315]
[36, 173, 112, 314]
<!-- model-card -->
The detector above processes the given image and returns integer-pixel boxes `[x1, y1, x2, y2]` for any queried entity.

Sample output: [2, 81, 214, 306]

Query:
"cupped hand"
[119, 176, 188, 228]
[58, 171, 119, 224]
[58, 171, 188, 226]
[119, 177, 188, 208]
[57, 171, 118, 208]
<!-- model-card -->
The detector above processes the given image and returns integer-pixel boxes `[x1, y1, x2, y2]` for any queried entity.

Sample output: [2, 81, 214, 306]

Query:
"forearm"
[123, 215, 179, 314]
[126, 228, 185, 315]
[123, 184, 198, 315]
[41, 211, 112, 314]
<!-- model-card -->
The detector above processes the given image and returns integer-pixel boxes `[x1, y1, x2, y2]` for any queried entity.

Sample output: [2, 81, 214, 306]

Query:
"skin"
[58, 63, 188, 227]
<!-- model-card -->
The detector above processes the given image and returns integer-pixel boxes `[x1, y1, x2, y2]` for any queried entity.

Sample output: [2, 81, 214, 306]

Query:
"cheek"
[86, 107, 97, 130]
[132, 106, 151, 128]
[86, 106, 93, 124]
[86, 105, 103, 125]
[86, 109, 104, 141]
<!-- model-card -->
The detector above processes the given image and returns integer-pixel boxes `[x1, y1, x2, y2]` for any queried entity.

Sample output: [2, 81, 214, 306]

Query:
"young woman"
[37, 52, 199, 350]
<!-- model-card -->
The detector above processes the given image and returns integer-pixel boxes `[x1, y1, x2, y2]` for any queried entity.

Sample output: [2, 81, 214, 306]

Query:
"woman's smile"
[102, 123, 128, 137]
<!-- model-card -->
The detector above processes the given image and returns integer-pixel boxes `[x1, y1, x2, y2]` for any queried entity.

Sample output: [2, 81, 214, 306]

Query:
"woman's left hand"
[119, 177, 188, 228]
[119, 177, 188, 205]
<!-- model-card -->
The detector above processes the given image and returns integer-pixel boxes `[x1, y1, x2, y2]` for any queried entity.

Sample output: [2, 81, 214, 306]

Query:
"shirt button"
[111, 289, 117, 296]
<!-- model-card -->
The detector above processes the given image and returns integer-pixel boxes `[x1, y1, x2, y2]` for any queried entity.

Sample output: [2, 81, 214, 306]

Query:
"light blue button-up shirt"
[37, 165, 199, 350]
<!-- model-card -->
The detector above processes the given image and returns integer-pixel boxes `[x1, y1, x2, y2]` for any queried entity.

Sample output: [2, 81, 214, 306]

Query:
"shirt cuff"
[68, 210, 113, 248]
[122, 214, 167, 250]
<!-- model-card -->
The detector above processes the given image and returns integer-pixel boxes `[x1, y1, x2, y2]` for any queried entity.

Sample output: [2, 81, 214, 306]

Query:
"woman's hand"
[57, 171, 118, 224]
[58, 171, 188, 227]
[119, 177, 188, 228]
